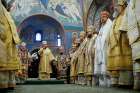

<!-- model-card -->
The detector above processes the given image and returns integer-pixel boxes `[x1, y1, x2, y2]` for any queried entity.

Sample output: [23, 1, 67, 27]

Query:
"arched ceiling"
[10, 0, 83, 28]
[18, 14, 65, 50]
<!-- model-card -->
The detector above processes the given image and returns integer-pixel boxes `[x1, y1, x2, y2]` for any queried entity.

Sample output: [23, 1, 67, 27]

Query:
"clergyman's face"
[117, 5, 124, 14]
[87, 31, 92, 38]
[42, 44, 47, 49]
[80, 34, 85, 41]
[101, 16, 108, 24]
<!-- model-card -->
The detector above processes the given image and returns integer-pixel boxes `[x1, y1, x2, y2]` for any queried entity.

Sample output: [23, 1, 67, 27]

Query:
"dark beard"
[77, 43, 80, 47]
[88, 34, 92, 38]
[60, 52, 63, 55]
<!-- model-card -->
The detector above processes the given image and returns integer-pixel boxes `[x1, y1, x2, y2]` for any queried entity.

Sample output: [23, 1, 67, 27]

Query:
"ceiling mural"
[47, 0, 82, 25]
[10, 0, 83, 26]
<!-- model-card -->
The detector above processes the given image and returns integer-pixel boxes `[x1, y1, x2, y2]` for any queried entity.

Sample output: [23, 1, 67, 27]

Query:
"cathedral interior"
[0, 0, 140, 93]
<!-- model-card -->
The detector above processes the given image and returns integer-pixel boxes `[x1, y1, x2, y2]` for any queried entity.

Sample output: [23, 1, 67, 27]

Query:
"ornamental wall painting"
[10, 0, 83, 26]
[46, 0, 82, 25]
[83, 0, 114, 32]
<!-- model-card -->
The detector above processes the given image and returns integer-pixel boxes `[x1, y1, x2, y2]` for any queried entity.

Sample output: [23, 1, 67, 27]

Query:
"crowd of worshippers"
[0, 0, 140, 92]
[0, 0, 70, 92]
[68, 0, 140, 90]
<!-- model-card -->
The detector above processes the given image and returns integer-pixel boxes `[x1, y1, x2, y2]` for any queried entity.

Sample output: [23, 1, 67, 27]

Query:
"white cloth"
[127, 0, 140, 60]
[94, 19, 112, 75]
[126, 1, 139, 45]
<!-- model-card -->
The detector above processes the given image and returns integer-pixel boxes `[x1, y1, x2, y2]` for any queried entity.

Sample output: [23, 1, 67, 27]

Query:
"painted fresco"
[47, 0, 82, 25]
[19, 15, 64, 50]
[84, 0, 134, 32]
[85, 0, 114, 32]
[10, 0, 83, 26]
[11, 0, 46, 23]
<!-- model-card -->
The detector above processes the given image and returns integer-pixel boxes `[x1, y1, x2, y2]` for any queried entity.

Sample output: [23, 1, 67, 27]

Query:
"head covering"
[80, 31, 85, 36]
[118, 0, 127, 5]
[87, 25, 93, 32]
[72, 32, 78, 37]
[21, 42, 26, 46]
[42, 41, 47, 45]
[101, 11, 109, 17]
[87, 25, 97, 33]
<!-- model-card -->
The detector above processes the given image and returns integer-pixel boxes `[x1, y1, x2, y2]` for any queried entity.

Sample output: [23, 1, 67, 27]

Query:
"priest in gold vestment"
[107, 0, 133, 87]
[56, 46, 67, 80]
[84, 26, 97, 86]
[132, 22, 140, 90]
[17, 42, 31, 83]
[70, 39, 80, 84]
[77, 31, 87, 85]
[0, 0, 21, 91]
[127, 0, 140, 90]
[38, 41, 55, 80]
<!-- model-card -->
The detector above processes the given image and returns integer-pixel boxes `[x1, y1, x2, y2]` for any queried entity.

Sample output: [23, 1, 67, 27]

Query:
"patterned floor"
[8, 84, 139, 93]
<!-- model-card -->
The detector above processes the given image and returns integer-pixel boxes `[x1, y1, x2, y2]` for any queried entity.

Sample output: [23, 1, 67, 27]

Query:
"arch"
[85, 0, 114, 31]
[18, 14, 65, 52]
